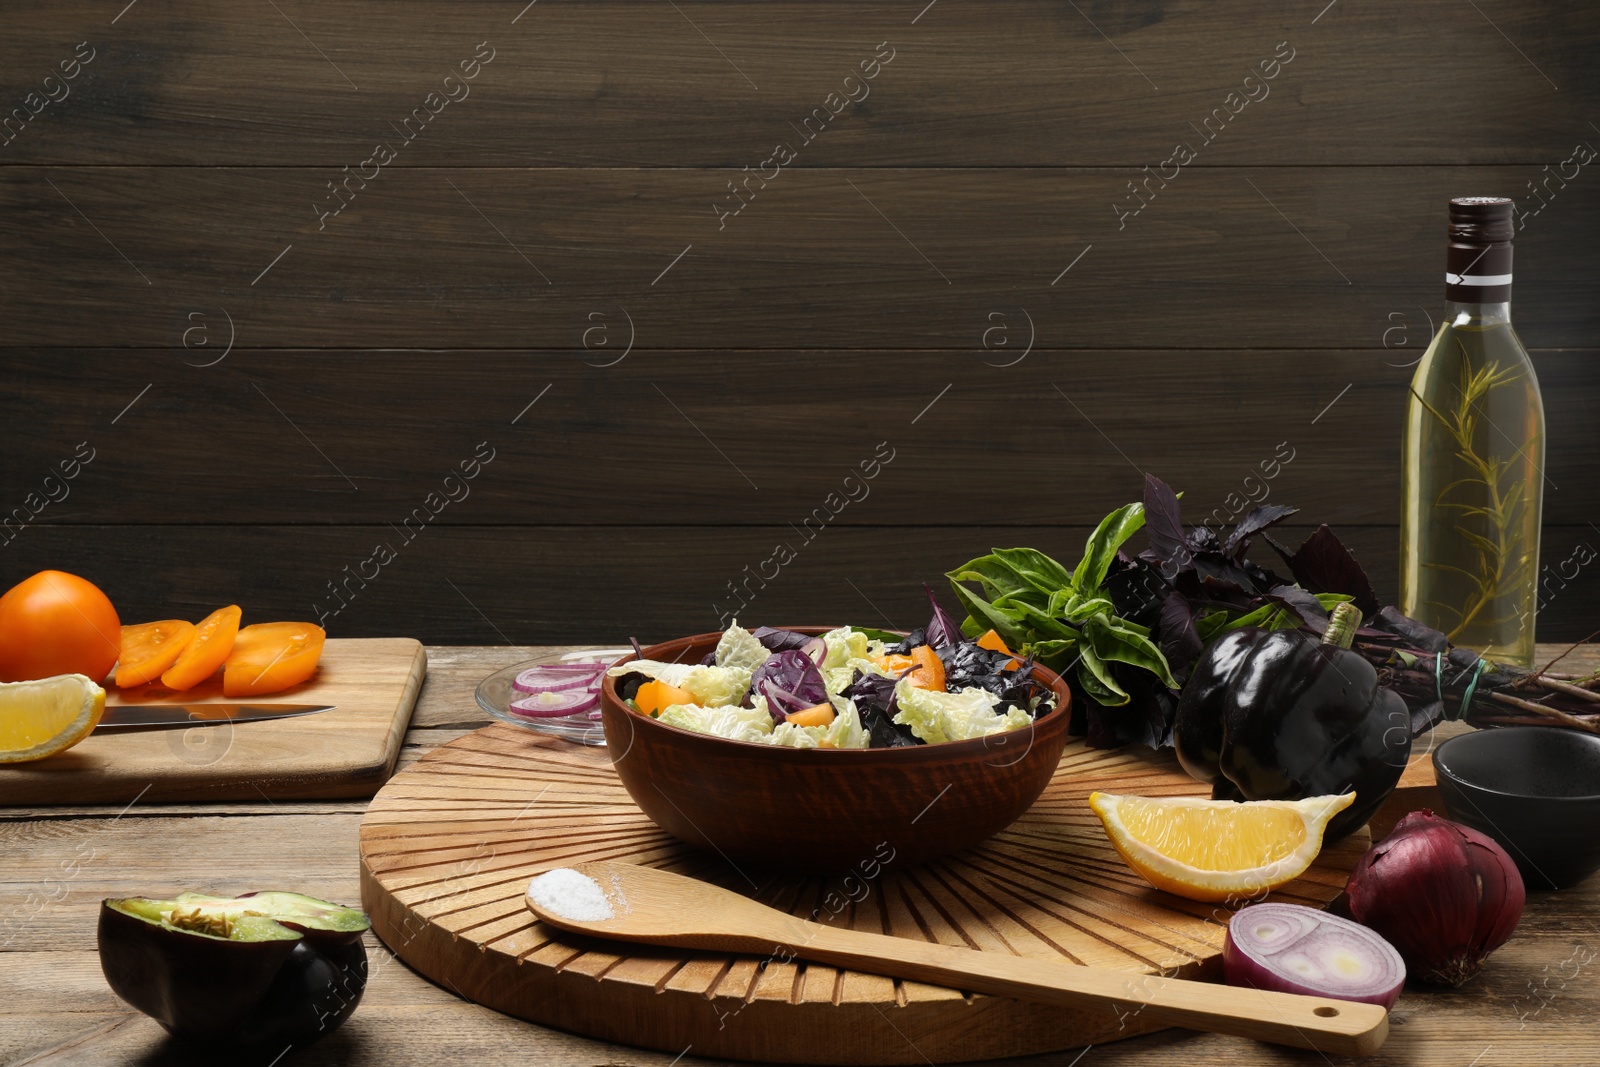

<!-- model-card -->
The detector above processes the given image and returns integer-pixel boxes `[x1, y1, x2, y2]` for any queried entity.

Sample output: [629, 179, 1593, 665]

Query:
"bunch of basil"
[946, 503, 1182, 747]
[946, 477, 1356, 748]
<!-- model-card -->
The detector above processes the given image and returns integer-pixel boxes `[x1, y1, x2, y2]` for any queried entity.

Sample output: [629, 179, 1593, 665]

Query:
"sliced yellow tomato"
[161, 605, 242, 691]
[223, 622, 326, 697]
[116, 620, 196, 688]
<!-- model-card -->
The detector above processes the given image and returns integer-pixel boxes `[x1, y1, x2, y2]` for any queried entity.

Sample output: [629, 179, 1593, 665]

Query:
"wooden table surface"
[4, 645, 1598, 1067]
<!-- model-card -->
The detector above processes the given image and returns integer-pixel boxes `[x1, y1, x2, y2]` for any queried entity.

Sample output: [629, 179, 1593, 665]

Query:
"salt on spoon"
[527, 867, 615, 922]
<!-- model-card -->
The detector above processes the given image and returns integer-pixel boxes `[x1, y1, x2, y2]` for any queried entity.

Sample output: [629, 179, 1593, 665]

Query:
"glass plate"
[474, 648, 632, 746]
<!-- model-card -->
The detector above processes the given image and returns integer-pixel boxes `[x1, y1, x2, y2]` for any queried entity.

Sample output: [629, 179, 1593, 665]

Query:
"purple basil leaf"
[842, 671, 919, 747]
[1198, 573, 1251, 600]
[1194, 553, 1264, 596]
[1240, 556, 1292, 592]
[885, 627, 927, 655]
[1287, 525, 1380, 614]
[1101, 557, 1169, 628]
[750, 626, 815, 653]
[1139, 473, 1187, 571]
[1174, 569, 1252, 610]
[1368, 604, 1449, 653]
[923, 583, 964, 651]
[1187, 525, 1221, 554]
[939, 641, 1048, 712]
[1221, 504, 1300, 560]
[1080, 670, 1172, 750]
[1262, 532, 1297, 573]
[613, 672, 651, 702]
[1157, 592, 1203, 682]
[1261, 584, 1330, 629]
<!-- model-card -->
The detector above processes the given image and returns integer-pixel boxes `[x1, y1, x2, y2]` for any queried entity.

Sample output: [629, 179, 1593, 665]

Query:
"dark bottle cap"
[1446, 197, 1513, 302]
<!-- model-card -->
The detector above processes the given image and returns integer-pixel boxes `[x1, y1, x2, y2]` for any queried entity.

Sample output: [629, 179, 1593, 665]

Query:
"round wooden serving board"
[359, 723, 1369, 1064]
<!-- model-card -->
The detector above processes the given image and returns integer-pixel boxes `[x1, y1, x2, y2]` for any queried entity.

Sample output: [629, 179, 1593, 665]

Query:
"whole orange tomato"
[0, 570, 121, 683]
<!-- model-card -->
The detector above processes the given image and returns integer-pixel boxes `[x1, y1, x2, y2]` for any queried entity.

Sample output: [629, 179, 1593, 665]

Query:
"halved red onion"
[509, 689, 600, 718]
[1225, 903, 1405, 1008]
[513, 667, 601, 694]
[536, 660, 612, 672]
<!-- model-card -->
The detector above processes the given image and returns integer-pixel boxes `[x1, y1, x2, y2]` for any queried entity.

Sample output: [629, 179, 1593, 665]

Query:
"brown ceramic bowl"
[600, 627, 1072, 873]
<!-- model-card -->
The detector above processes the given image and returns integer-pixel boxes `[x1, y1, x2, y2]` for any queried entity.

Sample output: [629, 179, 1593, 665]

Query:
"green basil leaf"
[1222, 604, 1278, 632]
[946, 556, 1030, 599]
[992, 588, 1052, 612]
[1195, 610, 1233, 642]
[1076, 643, 1130, 705]
[1064, 595, 1114, 625]
[1104, 615, 1151, 638]
[1007, 600, 1079, 641]
[1072, 502, 1146, 595]
[1085, 615, 1178, 689]
[1259, 608, 1300, 632]
[986, 548, 1075, 597]
[1024, 638, 1079, 673]
[947, 581, 1029, 648]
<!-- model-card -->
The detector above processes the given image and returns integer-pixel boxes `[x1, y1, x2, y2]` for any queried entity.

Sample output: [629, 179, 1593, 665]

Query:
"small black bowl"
[1433, 726, 1600, 890]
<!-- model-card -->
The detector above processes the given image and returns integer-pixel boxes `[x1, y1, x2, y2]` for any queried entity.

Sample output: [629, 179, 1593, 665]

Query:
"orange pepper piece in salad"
[976, 629, 1020, 669]
[906, 645, 946, 692]
[785, 704, 835, 728]
[634, 679, 696, 715]
[874, 653, 914, 673]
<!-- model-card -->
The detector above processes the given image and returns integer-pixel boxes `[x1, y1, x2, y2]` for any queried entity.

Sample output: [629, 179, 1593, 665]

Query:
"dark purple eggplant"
[98, 891, 370, 1049]
[1173, 603, 1411, 842]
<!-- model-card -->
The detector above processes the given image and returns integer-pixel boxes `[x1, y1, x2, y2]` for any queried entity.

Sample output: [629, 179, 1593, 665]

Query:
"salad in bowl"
[606, 588, 1058, 750]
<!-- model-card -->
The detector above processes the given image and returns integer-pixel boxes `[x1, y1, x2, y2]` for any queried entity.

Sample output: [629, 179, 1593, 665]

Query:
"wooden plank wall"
[1, 1, 1596, 644]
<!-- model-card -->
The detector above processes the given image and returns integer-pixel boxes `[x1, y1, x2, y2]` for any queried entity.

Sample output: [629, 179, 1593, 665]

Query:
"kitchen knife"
[97, 703, 337, 728]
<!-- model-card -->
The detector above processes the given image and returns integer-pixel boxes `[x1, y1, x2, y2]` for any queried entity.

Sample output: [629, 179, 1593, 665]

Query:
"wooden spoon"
[525, 860, 1388, 1056]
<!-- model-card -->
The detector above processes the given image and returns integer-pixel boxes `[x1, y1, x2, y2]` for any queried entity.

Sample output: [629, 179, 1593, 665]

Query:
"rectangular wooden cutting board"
[0, 638, 426, 805]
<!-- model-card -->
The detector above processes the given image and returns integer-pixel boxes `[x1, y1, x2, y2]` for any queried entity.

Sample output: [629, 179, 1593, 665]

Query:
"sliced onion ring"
[1225, 903, 1405, 1008]
[508, 689, 600, 718]
[513, 667, 601, 694]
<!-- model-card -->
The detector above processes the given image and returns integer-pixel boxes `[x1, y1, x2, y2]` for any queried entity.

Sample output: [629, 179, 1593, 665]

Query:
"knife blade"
[97, 703, 337, 728]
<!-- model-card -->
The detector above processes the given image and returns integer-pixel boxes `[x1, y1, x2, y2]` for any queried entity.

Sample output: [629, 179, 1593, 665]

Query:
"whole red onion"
[1345, 810, 1524, 986]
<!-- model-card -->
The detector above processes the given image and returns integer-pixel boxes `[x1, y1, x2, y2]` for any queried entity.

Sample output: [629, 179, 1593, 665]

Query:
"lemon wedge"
[0, 674, 106, 763]
[1088, 791, 1354, 903]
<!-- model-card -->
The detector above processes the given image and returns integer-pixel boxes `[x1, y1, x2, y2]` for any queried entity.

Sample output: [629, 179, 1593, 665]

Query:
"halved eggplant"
[98, 891, 370, 1048]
